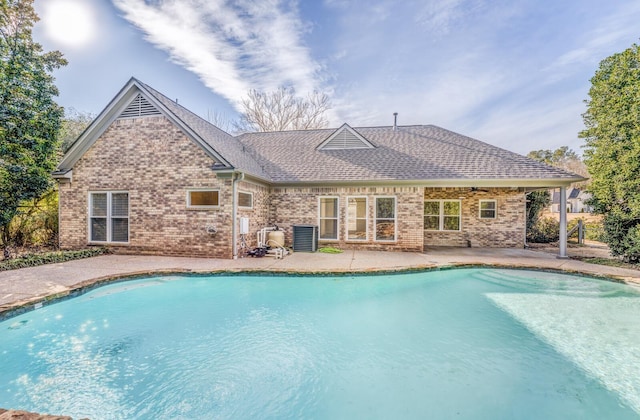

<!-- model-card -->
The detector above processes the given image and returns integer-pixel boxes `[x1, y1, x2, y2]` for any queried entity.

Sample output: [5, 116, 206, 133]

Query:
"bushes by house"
[1, 190, 59, 258]
[0, 248, 108, 271]
[527, 216, 605, 244]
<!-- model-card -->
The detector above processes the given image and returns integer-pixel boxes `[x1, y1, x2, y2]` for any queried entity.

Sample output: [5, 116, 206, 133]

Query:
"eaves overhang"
[212, 167, 272, 185]
[267, 177, 586, 189]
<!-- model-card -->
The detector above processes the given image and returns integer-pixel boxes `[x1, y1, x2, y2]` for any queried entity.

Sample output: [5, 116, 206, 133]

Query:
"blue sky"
[33, 0, 640, 155]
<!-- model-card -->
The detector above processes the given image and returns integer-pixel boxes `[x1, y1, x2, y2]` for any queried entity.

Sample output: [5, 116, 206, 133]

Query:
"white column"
[558, 186, 568, 259]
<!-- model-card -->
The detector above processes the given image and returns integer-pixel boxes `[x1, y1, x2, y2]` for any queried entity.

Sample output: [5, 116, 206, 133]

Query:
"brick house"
[54, 78, 584, 259]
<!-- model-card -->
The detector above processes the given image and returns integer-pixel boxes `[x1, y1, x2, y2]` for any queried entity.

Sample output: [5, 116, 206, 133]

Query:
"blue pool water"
[1, 268, 640, 419]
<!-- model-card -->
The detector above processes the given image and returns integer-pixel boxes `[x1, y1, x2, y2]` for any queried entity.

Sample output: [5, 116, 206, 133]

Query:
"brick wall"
[237, 180, 270, 250]
[58, 116, 526, 258]
[59, 116, 237, 258]
[423, 187, 525, 248]
[269, 186, 424, 252]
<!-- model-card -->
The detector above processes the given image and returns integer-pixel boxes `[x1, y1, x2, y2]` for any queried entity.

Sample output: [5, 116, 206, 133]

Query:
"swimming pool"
[1, 268, 639, 419]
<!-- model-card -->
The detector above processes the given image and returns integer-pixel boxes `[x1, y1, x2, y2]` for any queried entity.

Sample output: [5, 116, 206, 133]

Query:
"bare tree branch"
[238, 86, 331, 132]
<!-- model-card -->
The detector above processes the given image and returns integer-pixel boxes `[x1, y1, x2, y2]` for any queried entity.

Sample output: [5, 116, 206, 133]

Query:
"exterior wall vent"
[119, 94, 162, 119]
[318, 123, 375, 150]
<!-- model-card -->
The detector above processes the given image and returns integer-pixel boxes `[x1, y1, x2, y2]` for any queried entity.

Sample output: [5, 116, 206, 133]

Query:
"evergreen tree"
[0, 0, 66, 249]
[580, 43, 640, 262]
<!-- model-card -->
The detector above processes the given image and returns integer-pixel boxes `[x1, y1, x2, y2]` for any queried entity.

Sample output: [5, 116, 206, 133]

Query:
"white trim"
[238, 191, 253, 209]
[186, 189, 220, 209]
[318, 196, 339, 240]
[424, 199, 461, 231]
[317, 123, 375, 150]
[479, 199, 497, 219]
[274, 178, 582, 188]
[346, 196, 368, 241]
[88, 191, 129, 244]
[238, 191, 253, 210]
[375, 196, 397, 242]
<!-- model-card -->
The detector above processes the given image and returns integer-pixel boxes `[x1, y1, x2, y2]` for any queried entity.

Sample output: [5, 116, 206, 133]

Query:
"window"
[238, 191, 253, 209]
[479, 200, 497, 219]
[187, 189, 219, 208]
[347, 197, 367, 241]
[375, 197, 396, 241]
[319, 197, 339, 240]
[424, 200, 461, 231]
[89, 192, 129, 243]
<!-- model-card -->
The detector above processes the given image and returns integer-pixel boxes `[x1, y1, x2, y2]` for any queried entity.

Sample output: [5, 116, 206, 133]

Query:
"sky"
[32, 0, 640, 156]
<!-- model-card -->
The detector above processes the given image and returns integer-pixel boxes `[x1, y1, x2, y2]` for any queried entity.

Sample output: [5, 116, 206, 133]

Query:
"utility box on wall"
[239, 217, 250, 235]
[292, 224, 318, 252]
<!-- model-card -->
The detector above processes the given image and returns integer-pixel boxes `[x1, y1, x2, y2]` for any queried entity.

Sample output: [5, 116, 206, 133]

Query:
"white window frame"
[238, 191, 253, 209]
[375, 196, 397, 242]
[88, 191, 129, 244]
[346, 196, 368, 241]
[479, 199, 497, 219]
[318, 196, 339, 241]
[186, 189, 220, 209]
[424, 199, 461, 231]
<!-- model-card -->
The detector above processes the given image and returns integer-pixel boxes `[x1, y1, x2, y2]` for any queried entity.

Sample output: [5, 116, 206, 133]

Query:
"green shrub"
[2, 190, 59, 249]
[603, 213, 640, 263]
[527, 217, 560, 243]
[0, 248, 108, 271]
[584, 221, 606, 242]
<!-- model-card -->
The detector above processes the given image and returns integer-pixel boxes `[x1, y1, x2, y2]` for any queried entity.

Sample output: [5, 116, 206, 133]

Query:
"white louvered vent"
[119, 94, 161, 119]
[319, 125, 374, 150]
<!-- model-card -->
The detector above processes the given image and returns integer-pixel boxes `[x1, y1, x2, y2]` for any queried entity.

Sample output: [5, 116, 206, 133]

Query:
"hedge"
[0, 248, 109, 271]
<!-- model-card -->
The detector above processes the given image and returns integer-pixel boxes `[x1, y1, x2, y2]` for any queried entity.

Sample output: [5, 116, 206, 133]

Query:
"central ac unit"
[292, 224, 318, 252]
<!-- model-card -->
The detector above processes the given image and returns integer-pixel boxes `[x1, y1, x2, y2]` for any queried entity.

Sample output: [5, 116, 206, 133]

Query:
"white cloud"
[112, 0, 324, 109]
[544, 3, 640, 80]
[415, 0, 480, 35]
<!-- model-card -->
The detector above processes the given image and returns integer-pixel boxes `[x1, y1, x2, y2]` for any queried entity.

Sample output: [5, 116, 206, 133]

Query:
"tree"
[527, 146, 589, 188]
[525, 146, 590, 243]
[527, 146, 579, 164]
[580, 43, 640, 262]
[0, 0, 67, 250]
[58, 108, 94, 153]
[237, 86, 331, 132]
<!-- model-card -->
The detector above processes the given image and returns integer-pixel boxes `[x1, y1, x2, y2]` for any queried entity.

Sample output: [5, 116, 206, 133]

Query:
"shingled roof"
[235, 125, 583, 185]
[57, 78, 584, 188]
[140, 81, 270, 180]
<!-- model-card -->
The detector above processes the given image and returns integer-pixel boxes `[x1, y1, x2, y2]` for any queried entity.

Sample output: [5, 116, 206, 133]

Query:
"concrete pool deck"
[1, 247, 640, 317]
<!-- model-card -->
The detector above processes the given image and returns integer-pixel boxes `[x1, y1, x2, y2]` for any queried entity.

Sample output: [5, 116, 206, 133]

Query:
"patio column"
[558, 186, 568, 259]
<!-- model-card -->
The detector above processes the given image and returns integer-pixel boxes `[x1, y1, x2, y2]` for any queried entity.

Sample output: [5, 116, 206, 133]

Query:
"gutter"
[231, 172, 245, 259]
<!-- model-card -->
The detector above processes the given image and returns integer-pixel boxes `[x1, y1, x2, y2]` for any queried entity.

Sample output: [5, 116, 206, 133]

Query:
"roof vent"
[119, 94, 161, 119]
[393, 112, 398, 130]
[318, 123, 375, 150]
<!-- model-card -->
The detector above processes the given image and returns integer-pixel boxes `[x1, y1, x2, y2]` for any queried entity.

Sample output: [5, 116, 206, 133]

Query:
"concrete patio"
[1, 247, 640, 318]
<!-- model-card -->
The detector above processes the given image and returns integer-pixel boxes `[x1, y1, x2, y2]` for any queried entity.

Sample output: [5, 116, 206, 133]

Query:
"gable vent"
[119, 94, 161, 119]
[319, 124, 374, 150]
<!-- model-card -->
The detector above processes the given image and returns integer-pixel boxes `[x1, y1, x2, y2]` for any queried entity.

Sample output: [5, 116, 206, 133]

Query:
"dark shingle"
[236, 125, 583, 183]
[141, 82, 269, 180]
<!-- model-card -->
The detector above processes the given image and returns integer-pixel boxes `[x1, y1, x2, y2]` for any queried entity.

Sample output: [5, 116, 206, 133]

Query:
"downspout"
[232, 172, 245, 259]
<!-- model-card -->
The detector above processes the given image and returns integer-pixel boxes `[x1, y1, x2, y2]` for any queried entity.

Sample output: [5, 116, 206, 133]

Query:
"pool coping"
[1, 260, 638, 322]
